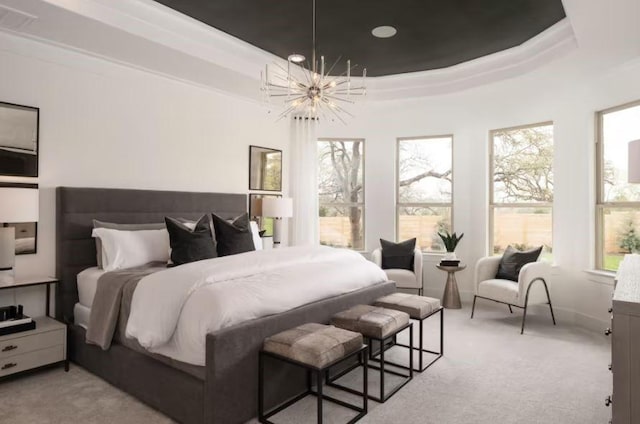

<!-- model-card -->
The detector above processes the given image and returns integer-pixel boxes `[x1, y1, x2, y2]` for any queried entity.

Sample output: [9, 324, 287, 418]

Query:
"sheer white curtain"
[289, 116, 319, 245]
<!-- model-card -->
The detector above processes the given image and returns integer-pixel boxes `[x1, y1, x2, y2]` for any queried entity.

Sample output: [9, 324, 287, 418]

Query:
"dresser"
[609, 255, 640, 423]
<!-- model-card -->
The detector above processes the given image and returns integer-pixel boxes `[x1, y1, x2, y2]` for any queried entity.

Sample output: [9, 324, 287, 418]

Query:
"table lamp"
[0, 187, 39, 283]
[261, 197, 293, 247]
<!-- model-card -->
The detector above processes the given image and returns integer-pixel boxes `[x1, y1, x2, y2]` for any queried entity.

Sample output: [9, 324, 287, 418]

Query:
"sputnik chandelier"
[260, 0, 367, 123]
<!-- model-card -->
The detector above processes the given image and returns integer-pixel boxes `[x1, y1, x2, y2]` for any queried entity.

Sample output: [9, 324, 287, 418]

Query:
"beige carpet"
[0, 302, 611, 423]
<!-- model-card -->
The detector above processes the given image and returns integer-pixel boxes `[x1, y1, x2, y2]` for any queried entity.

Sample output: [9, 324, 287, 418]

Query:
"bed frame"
[56, 186, 396, 424]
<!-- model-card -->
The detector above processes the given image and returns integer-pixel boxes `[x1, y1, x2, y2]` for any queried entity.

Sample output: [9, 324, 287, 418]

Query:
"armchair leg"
[520, 303, 528, 335]
[521, 277, 554, 335]
[508, 305, 513, 314]
[470, 295, 477, 319]
[542, 280, 557, 326]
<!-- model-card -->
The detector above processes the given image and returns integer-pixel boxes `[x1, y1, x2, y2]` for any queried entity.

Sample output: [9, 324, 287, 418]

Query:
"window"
[490, 123, 553, 257]
[318, 139, 364, 250]
[397, 136, 453, 252]
[596, 101, 640, 271]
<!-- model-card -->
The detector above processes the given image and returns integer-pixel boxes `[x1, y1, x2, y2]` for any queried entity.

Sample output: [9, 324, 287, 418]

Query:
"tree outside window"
[397, 136, 453, 251]
[490, 123, 554, 257]
[597, 102, 640, 271]
[318, 139, 364, 250]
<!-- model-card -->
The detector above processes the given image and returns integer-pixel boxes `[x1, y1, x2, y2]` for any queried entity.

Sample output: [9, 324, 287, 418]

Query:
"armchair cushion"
[380, 238, 416, 271]
[495, 245, 543, 281]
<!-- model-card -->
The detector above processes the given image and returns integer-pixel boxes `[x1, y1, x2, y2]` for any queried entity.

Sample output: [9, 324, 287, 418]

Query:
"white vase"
[444, 251, 457, 260]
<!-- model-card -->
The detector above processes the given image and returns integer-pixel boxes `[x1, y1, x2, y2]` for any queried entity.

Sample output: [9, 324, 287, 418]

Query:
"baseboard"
[421, 288, 609, 335]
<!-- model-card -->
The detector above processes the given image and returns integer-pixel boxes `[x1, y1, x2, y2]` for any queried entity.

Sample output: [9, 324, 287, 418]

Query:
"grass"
[604, 254, 625, 271]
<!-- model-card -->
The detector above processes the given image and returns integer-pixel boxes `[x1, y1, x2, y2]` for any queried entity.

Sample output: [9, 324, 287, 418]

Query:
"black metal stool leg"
[419, 319, 423, 371]
[379, 338, 385, 401]
[362, 350, 368, 414]
[408, 323, 414, 380]
[316, 369, 323, 424]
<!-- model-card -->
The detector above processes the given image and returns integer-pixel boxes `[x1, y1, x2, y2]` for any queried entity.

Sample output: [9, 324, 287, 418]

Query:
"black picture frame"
[0, 101, 39, 177]
[249, 145, 282, 192]
[249, 193, 281, 237]
[0, 182, 38, 255]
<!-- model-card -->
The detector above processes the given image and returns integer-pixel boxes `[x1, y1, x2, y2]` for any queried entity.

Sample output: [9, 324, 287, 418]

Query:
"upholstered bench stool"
[329, 305, 413, 403]
[259, 323, 368, 424]
[375, 293, 443, 372]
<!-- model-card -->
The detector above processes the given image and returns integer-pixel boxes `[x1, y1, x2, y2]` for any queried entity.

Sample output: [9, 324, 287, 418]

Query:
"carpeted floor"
[0, 302, 612, 424]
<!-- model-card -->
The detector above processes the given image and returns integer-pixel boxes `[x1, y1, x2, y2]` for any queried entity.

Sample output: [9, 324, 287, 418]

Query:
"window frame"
[396, 134, 454, 253]
[488, 121, 554, 255]
[317, 137, 366, 251]
[595, 99, 640, 271]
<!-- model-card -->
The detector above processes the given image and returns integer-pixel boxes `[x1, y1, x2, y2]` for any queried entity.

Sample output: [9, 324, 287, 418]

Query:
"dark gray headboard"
[55, 187, 247, 323]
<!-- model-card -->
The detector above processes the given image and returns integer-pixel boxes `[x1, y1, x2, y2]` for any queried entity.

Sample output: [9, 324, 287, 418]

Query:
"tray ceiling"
[152, 0, 566, 77]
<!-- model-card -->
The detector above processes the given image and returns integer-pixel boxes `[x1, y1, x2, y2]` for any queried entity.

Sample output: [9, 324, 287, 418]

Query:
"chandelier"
[260, 0, 367, 123]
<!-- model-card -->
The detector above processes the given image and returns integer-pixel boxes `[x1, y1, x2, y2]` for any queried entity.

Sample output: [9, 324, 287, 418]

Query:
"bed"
[56, 186, 396, 424]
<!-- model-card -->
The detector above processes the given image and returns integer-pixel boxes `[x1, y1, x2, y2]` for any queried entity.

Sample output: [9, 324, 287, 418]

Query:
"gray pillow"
[165, 215, 217, 267]
[92, 220, 165, 268]
[211, 213, 255, 257]
[380, 238, 416, 271]
[495, 245, 543, 282]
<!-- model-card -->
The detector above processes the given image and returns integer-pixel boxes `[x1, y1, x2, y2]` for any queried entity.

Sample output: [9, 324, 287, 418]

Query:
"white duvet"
[126, 245, 387, 366]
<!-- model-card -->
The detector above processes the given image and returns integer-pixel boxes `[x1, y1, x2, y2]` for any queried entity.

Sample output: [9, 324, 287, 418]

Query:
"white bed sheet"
[127, 246, 388, 366]
[74, 303, 91, 329]
[77, 267, 106, 308]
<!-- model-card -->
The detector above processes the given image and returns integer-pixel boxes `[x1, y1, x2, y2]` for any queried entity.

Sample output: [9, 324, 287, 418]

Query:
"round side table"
[436, 264, 466, 309]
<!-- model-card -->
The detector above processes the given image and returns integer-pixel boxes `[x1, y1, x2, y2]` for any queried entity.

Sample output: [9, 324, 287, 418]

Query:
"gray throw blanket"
[86, 263, 166, 350]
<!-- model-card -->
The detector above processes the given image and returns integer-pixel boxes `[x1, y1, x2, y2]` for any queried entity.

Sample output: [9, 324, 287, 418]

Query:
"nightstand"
[0, 277, 68, 378]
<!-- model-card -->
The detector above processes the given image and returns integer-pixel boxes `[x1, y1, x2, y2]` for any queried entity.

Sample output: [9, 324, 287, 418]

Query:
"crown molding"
[369, 19, 577, 100]
[2, 0, 577, 101]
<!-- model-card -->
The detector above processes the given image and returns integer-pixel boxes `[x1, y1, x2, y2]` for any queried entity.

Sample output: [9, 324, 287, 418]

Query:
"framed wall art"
[0, 101, 39, 177]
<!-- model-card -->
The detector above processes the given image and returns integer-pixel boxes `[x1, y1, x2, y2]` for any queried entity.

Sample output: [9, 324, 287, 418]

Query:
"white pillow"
[92, 228, 170, 272]
[250, 221, 263, 250]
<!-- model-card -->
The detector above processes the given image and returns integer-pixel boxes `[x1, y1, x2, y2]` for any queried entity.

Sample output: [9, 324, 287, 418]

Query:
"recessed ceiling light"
[288, 54, 305, 63]
[372, 26, 397, 38]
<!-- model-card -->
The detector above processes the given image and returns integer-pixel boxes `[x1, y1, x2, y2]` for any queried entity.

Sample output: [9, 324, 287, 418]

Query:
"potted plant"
[438, 230, 464, 260]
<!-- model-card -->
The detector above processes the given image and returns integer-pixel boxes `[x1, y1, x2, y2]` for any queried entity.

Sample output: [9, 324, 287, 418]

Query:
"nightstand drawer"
[0, 345, 64, 377]
[0, 329, 65, 360]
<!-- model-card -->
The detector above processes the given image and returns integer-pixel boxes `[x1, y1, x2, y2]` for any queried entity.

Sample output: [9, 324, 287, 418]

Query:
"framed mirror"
[249, 193, 281, 237]
[0, 182, 39, 255]
[249, 145, 282, 191]
[0, 101, 39, 177]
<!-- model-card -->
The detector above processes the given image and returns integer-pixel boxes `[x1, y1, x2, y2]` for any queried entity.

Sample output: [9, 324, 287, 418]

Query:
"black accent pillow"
[165, 215, 217, 267]
[495, 245, 543, 282]
[212, 213, 256, 257]
[380, 238, 416, 271]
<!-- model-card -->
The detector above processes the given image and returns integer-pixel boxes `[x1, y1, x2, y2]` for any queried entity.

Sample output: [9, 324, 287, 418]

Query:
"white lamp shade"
[262, 197, 293, 218]
[629, 140, 640, 183]
[0, 187, 39, 222]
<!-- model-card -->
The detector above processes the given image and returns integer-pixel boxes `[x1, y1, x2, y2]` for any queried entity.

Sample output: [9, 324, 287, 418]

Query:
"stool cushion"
[263, 323, 362, 369]
[374, 293, 441, 319]
[331, 305, 410, 339]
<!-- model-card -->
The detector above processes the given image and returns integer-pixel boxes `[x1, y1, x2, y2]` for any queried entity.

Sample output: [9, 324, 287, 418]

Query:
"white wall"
[318, 52, 640, 331]
[0, 31, 289, 316]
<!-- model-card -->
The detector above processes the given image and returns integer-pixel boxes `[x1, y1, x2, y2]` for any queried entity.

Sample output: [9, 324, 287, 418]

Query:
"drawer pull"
[608, 363, 612, 371]
[605, 328, 612, 336]
[1, 362, 17, 370]
[608, 307, 613, 314]
[605, 396, 612, 407]
[1, 345, 17, 352]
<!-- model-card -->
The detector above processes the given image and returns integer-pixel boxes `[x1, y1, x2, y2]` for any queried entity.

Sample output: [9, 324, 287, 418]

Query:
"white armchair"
[372, 248, 423, 295]
[471, 256, 556, 334]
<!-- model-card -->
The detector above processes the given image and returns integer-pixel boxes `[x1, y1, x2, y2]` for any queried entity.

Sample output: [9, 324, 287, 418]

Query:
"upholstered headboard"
[55, 187, 247, 323]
